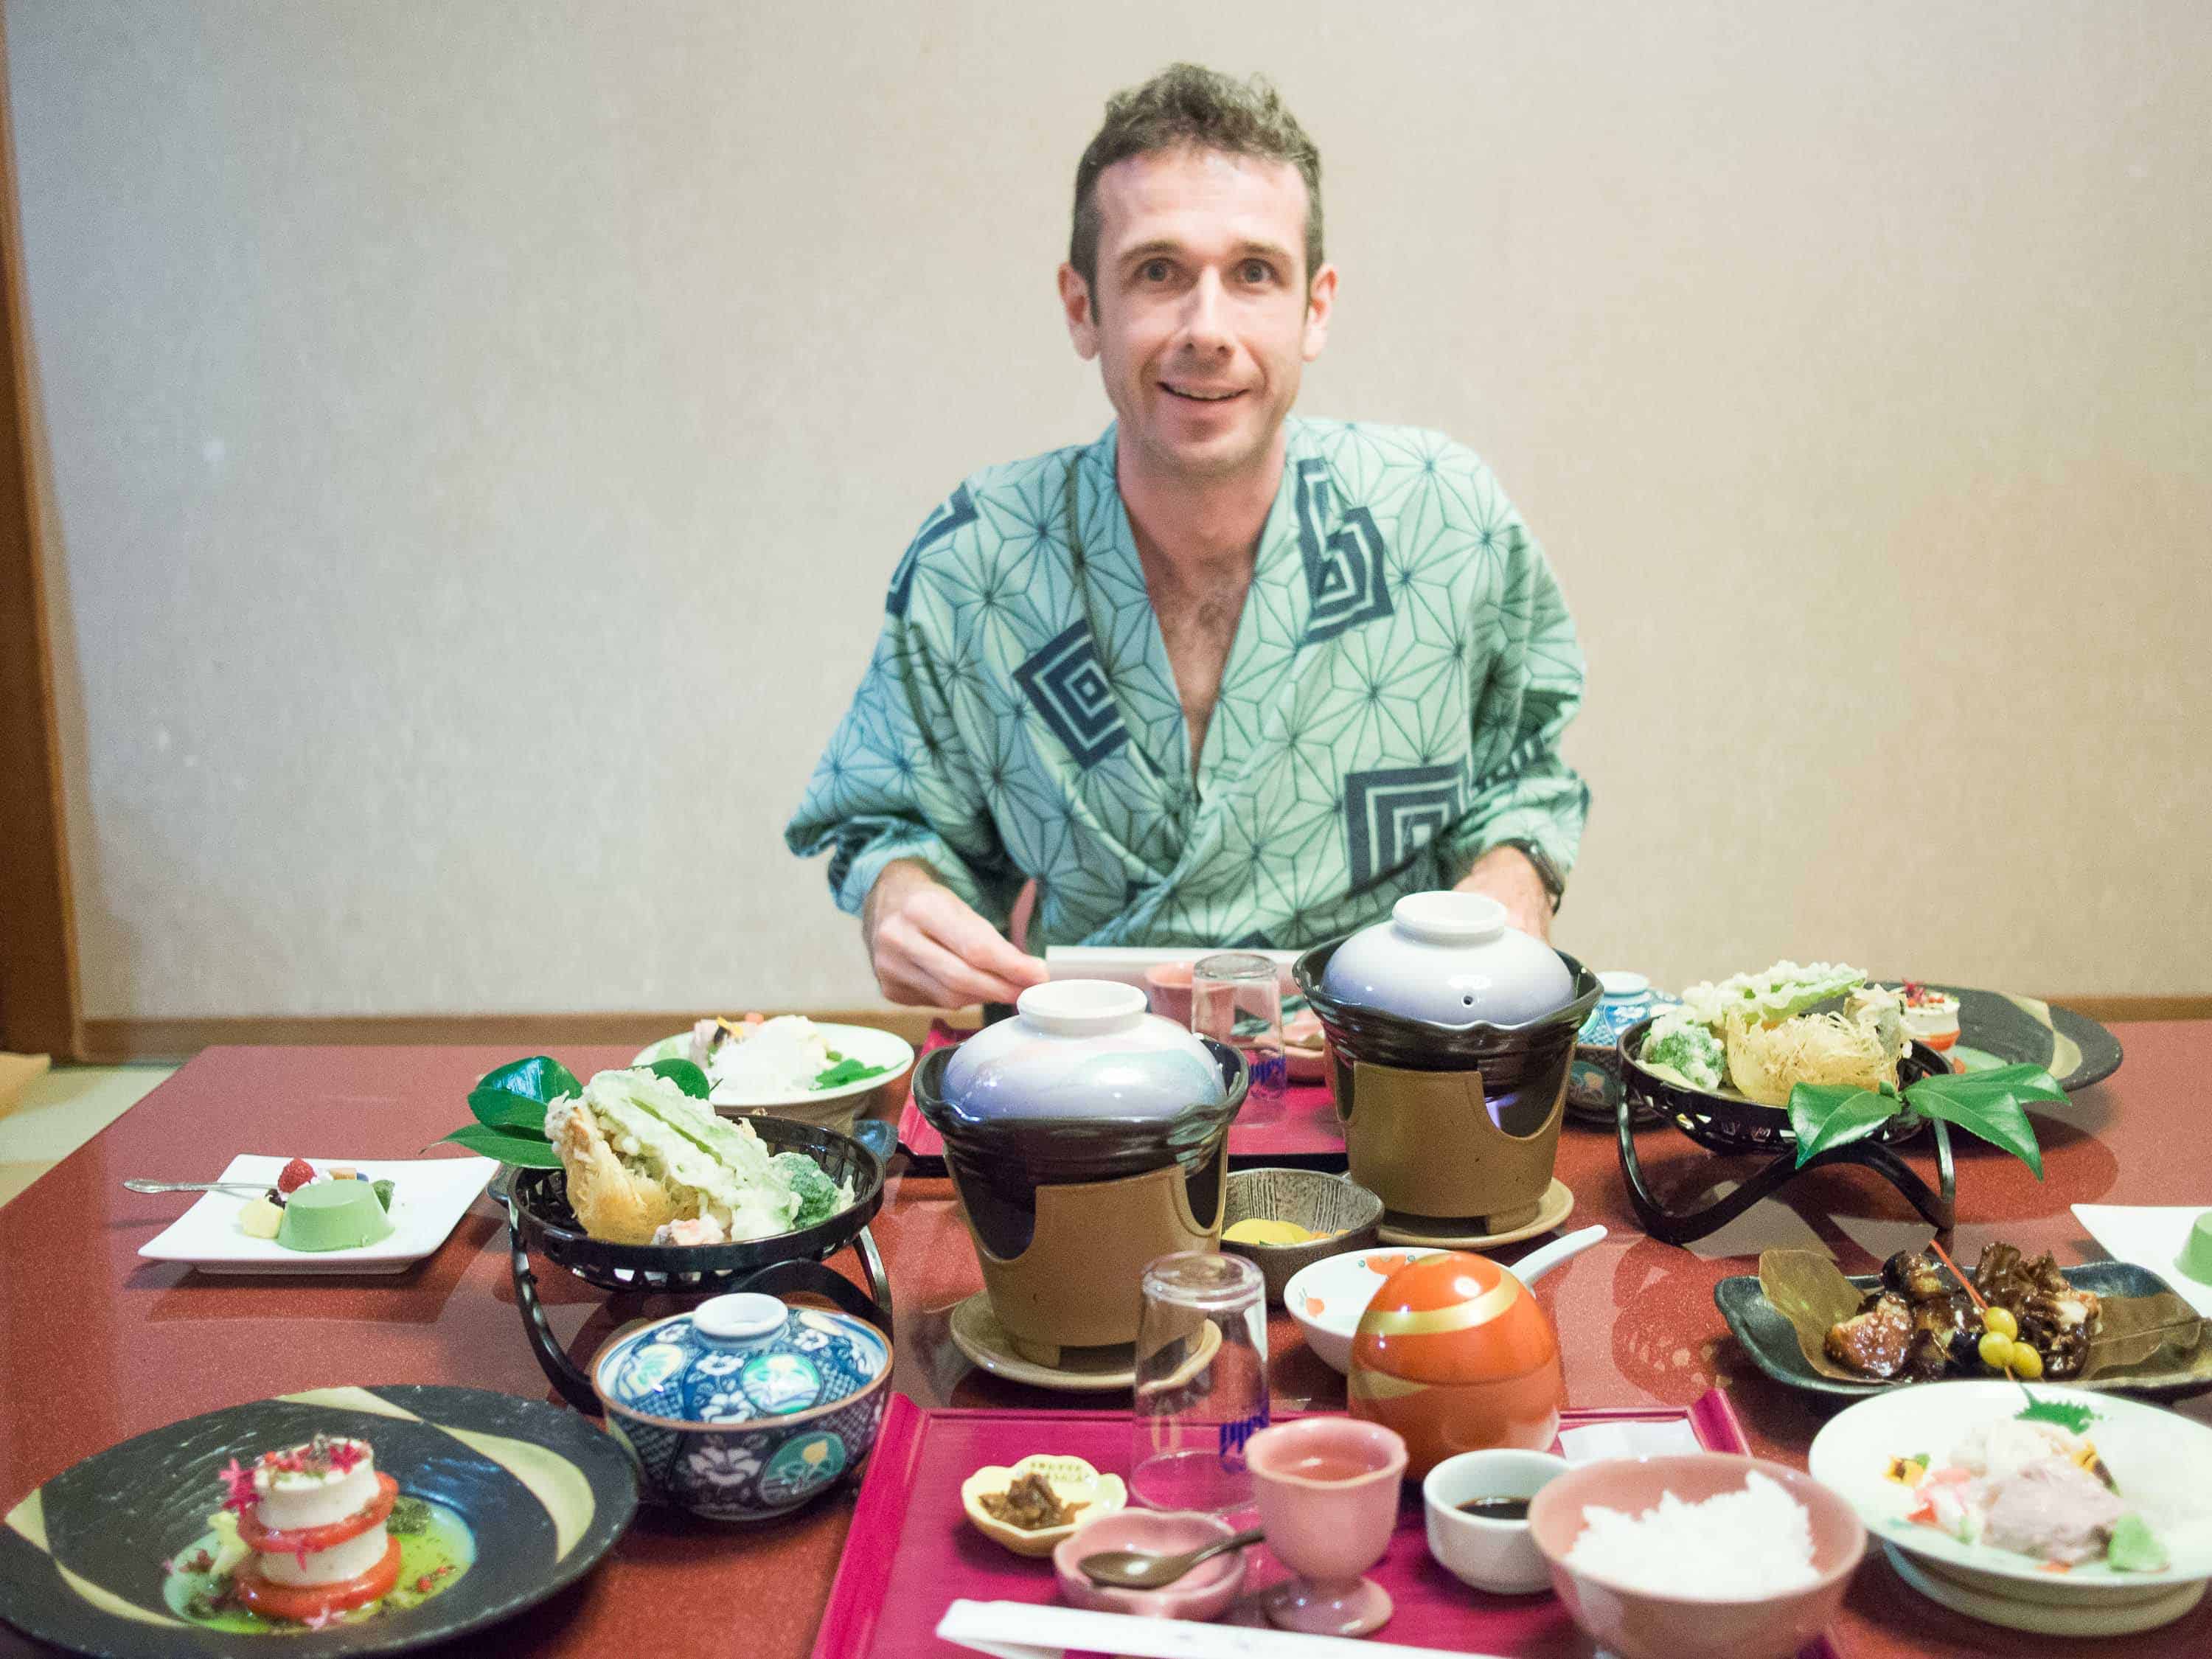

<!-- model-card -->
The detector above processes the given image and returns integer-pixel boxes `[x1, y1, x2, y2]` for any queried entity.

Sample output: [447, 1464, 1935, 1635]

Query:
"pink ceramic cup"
[1245, 1417, 1408, 1637]
[1144, 961, 1194, 1027]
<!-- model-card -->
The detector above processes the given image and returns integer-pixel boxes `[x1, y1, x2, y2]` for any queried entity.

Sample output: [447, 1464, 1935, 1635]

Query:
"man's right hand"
[862, 860, 1049, 1008]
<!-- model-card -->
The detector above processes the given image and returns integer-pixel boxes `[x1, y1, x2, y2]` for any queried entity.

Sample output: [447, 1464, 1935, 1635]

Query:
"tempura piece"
[1723, 1011, 1898, 1107]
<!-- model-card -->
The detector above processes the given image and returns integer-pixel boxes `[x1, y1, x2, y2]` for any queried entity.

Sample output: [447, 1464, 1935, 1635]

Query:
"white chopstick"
[935, 1599, 1505, 1659]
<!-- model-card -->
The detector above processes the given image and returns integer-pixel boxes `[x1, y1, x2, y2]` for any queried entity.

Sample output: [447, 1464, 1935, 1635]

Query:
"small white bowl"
[1283, 1245, 1447, 1373]
[1424, 1448, 1569, 1596]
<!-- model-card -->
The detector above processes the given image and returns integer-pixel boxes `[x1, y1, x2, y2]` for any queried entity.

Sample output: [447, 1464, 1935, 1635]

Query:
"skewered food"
[1824, 1243, 2102, 1382]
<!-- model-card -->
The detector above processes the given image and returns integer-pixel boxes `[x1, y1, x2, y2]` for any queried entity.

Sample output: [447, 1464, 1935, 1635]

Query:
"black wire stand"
[1613, 1020, 1957, 1245]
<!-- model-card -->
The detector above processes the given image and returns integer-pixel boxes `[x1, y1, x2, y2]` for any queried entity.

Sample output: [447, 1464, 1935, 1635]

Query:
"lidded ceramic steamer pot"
[911, 981, 1248, 1362]
[1296, 893, 1600, 1229]
[1321, 891, 1574, 1026]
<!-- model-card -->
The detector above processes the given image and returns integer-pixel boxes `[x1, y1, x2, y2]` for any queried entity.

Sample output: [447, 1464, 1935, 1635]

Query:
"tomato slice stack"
[232, 1472, 403, 1621]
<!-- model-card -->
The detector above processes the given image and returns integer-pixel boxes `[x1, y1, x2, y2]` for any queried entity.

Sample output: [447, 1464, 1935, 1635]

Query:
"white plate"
[1806, 1379, 2212, 1601]
[138, 1155, 496, 1275]
[2073, 1204, 2212, 1318]
[1283, 1245, 1450, 1373]
[633, 1021, 915, 1109]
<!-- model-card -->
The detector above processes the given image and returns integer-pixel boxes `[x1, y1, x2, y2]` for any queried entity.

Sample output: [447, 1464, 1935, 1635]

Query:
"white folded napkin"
[2073, 1203, 2212, 1318]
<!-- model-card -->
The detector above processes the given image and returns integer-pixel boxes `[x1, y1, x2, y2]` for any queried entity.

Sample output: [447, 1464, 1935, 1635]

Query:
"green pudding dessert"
[278, 1180, 394, 1251]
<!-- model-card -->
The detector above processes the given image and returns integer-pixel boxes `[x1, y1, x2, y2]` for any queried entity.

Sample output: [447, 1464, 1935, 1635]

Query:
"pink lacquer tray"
[897, 1024, 1346, 1166]
[810, 1392, 1843, 1659]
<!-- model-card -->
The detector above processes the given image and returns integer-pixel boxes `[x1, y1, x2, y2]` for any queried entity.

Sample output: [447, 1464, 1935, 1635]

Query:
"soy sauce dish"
[1423, 1448, 1568, 1595]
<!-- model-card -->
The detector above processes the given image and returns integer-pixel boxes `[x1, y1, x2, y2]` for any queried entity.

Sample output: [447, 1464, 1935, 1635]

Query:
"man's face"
[1060, 145, 1335, 487]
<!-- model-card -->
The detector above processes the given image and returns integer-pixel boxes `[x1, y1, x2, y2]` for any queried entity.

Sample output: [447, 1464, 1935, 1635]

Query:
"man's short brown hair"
[1070, 63, 1324, 296]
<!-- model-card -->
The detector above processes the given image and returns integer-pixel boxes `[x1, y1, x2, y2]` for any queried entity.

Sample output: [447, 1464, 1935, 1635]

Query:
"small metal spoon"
[123, 1179, 271, 1196]
[1077, 1528, 1264, 1590]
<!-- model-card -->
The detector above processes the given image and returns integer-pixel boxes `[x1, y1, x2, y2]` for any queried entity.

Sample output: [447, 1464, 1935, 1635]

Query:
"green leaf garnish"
[473, 1055, 580, 1107]
[1787, 1062, 2059, 1175]
[466, 1087, 549, 1133]
[386, 1496, 432, 1536]
[645, 1057, 713, 1099]
[434, 1122, 563, 1168]
[2017, 1396, 2097, 1435]
[1904, 1067, 2057, 1178]
[1790, 1082, 1902, 1166]
[813, 1057, 894, 1091]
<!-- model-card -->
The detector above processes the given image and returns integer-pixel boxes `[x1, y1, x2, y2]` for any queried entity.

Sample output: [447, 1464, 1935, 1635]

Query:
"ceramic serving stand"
[500, 1115, 896, 1413]
[1613, 1018, 1957, 1245]
[1295, 931, 1600, 1235]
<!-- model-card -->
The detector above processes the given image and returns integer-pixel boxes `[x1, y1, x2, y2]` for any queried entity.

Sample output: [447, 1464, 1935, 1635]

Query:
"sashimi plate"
[1807, 1380, 2212, 1617]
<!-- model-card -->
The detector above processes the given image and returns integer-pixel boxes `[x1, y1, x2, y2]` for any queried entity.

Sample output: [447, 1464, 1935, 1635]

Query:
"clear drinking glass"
[1192, 950, 1287, 1122]
[1130, 1251, 1270, 1515]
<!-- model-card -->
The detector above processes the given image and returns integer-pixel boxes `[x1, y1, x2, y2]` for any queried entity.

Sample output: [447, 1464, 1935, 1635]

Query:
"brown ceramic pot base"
[1374, 1178, 1575, 1250]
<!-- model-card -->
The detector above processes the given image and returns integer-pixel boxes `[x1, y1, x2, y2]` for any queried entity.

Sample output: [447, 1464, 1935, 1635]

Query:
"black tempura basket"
[500, 1114, 892, 1413]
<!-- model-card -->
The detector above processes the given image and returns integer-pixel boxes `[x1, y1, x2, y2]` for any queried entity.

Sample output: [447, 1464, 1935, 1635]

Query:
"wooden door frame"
[0, 16, 81, 1061]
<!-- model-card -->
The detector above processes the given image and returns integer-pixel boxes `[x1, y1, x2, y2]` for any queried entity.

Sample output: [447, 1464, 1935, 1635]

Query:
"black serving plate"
[0, 1385, 636, 1658]
[508, 1113, 884, 1293]
[1717, 1261, 2212, 1402]
[1869, 979, 2124, 1092]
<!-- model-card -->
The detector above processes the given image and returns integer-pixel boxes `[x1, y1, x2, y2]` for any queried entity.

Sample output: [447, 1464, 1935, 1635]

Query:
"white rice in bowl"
[1565, 1470, 1817, 1598]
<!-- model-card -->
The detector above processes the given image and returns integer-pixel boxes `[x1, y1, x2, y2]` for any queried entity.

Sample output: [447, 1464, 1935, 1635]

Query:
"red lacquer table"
[1, 1026, 2207, 1657]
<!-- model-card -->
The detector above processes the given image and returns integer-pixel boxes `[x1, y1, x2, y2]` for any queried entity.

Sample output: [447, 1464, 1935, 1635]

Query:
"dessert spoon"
[123, 1179, 271, 1196]
[1077, 1528, 1264, 1590]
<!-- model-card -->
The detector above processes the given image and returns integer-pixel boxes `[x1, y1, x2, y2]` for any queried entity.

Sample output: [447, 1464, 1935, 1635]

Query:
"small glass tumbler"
[1192, 950, 1287, 1122]
[1130, 1250, 1269, 1516]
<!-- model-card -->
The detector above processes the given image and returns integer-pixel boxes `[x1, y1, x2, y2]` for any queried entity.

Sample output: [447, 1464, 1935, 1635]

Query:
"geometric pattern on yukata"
[1012, 621, 1129, 768]
[1292, 456, 1394, 644]
[1342, 762, 1467, 890]
[886, 483, 977, 619]
[785, 417, 1590, 953]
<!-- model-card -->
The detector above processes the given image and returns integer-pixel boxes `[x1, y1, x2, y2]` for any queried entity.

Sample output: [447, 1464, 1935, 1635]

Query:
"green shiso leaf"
[435, 1123, 563, 1168]
[474, 1056, 581, 1107]
[813, 1057, 893, 1090]
[1789, 1082, 1903, 1166]
[2016, 1396, 2097, 1435]
[645, 1057, 713, 1099]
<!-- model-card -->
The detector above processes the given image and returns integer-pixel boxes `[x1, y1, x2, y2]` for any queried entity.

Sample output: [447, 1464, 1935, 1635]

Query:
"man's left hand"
[1455, 845, 1554, 941]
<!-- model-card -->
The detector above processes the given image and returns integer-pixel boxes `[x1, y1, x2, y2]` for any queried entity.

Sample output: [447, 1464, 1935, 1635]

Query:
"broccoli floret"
[1641, 1016, 1726, 1091]
[771, 1152, 844, 1228]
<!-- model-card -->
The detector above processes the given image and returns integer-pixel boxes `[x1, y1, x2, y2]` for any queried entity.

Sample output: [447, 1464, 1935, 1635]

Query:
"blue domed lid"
[941, 980, 1227, 1123]
[1319, 892, 1574, 1029]
[592, 1293, 890, 1425]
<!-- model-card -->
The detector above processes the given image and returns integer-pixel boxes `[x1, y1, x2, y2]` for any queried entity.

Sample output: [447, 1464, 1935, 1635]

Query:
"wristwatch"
[1491, 838, 1567, 911]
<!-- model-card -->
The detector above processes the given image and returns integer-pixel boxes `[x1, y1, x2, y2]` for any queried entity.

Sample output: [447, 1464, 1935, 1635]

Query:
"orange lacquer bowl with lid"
[1346, 1251, 1564, 1480]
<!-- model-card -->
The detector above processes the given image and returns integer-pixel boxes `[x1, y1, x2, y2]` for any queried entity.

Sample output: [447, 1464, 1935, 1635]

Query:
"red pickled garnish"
[324, 1440, 365, 1474]
[219, 1458, 259, 1514]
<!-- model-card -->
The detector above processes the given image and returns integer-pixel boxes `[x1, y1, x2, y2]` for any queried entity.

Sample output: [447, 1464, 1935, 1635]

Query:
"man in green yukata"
[787, 65, 1589, 1009]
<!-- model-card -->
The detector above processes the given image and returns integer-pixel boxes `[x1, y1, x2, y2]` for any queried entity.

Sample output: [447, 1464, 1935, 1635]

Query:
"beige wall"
[10, 0, 2208, 1018]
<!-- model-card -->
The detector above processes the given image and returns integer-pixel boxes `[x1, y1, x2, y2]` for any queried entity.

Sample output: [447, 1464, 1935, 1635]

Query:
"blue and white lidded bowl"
[591, 1292, 892, 1523]
[1567, 972, 1682, 1116]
